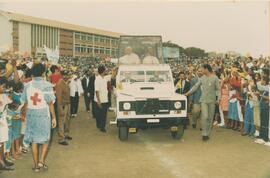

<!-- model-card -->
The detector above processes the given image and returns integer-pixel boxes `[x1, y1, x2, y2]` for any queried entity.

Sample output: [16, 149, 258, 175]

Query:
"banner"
[163, 47, 179, 58]
[43, 45, 59, 64]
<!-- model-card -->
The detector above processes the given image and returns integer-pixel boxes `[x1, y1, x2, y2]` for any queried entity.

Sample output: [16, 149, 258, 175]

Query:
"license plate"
[171, 126, 178, 131]
[129, 128, 137, 133]
[147, 119, 160, 123]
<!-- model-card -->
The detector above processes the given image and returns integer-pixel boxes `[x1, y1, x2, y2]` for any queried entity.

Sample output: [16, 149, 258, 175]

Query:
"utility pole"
[269, 2, 270, 56]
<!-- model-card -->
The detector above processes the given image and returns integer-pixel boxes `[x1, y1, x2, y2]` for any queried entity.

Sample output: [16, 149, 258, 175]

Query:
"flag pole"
[269, 1, 270, 56]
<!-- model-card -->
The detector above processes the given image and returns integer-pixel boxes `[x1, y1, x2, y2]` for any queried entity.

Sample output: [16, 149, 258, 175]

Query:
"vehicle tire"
[119, 127, 128, 141]
[171, 125, 184, 140]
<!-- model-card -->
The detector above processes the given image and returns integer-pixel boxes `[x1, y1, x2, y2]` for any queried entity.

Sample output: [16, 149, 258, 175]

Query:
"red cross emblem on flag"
[30, 93, 41, 105]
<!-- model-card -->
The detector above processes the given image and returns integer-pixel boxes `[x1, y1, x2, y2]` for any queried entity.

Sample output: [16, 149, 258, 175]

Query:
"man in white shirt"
[69, 74, 83, 117]
[142, 47, 159, 64]
[94, 65, 111, 132]
[119, 47, 140, 65]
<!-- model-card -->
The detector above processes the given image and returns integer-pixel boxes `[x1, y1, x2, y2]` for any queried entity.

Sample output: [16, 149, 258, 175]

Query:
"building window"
[106, 38, 110, 44]
[94, 36, 99, 42]
[105, 48, 110, 55]
[81, 45, 86, 53]
[100, 37, 105, 43]
[87, 46, 93, 53]
[75, 44, 80, 52]
[100, 47, 104, 54]
[87, 35, 93, 41]
[75, 33, 80, 39]
[81, 34, 86, 41]
[94, 46, 99, 54]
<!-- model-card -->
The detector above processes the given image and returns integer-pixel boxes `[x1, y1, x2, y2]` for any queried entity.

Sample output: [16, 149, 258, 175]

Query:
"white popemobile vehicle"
[112, 36, 188, 141]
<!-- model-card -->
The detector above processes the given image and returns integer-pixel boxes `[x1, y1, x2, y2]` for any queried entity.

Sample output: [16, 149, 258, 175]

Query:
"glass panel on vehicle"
[118, 36, 164, 65]
[146, 71, 172, 83]
[120, 71, 145, 83]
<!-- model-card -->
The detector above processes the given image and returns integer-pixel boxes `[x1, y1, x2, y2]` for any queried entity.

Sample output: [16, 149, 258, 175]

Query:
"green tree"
[184, 47, 206, 58]
[162, 41, 185, 54]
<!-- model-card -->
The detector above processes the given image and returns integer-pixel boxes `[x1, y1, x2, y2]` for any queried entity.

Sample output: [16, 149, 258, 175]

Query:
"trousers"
[58, 104, 71, 140]
[192, 103, 201, 125]
[70, 92, 79, 115]
[94, 102, 108, 129]
[201, 102, 216, 136]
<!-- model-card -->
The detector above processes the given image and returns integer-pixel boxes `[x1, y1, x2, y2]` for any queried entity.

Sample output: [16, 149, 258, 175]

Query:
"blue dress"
[6, 108, 17, 152]
[243, 101, 255, 135]
[21, 77, 55, 144]
[228, 101, 239, 121]
[11, 92, 22, 140]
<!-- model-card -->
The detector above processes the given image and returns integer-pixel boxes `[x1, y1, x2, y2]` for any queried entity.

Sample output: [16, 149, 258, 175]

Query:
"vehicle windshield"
[146, 71, 172, 83]
[118, 36, 164, 65]
[120, 71, 145, 83]
[119, 70, 172, 83]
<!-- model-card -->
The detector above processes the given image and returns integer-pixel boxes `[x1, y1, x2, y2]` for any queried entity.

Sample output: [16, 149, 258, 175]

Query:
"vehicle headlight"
[123, 102, 131, 110]
[174, 101, 181, 109]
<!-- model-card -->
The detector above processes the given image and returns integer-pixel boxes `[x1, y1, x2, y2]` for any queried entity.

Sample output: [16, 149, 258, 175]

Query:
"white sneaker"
[254, 139, 266, 144]
[254, 130, 260, 137]
[264, 142, 270, 147]
[218, 124, 225, 128]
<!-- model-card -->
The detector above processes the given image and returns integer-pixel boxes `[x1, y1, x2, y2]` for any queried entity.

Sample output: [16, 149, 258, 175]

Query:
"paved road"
[2, 100, 270, 178]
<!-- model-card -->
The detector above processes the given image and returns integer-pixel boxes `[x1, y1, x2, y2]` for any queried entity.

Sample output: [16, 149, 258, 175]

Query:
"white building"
[0, 10, 121, 57]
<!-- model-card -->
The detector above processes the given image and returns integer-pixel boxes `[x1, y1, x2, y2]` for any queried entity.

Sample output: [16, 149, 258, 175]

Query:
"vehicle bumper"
[117, 117, 188, 128]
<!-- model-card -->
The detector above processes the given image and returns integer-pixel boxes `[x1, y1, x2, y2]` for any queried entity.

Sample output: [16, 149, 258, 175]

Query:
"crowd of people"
[0, 49, 269, 173]
[172, 56, 270, 143]
[0, 51, 117, 172]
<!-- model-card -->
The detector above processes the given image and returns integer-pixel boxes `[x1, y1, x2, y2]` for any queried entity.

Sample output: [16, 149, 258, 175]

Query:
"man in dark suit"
[89, 71, 96, 118]
[175, 71, 191, 94]
[82, 71, 92, 112]
[175, 71, 191, 128]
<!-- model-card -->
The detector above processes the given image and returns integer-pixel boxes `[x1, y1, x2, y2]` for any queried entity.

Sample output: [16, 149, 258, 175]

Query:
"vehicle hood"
[117, 83, 175, 99]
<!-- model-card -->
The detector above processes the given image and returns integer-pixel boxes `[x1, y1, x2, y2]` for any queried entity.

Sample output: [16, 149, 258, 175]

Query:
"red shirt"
[229, 77, 241, 88]
[50, 72, 62, 86]
[229, 77, 241, 99]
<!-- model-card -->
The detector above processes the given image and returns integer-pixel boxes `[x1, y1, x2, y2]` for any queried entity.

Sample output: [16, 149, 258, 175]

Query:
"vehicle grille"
[135, 99, 170, 115]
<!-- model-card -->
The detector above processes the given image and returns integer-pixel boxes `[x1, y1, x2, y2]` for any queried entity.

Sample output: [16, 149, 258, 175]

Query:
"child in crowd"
[11, 82, 24, 158]
[228, 71, 243, 131]
[0, 76, 14, 171]
[253, 76, 261, 136]
[219, 76, 230, 127]
[242, 82, 256, 136]
[5, 102, 19, 162]
[255, 76, 269, 144]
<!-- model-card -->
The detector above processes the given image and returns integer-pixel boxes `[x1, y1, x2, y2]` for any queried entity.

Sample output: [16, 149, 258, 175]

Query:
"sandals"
[0, 166, 14, 171]
[22, 149, 28, 154]
[38, 162, 48, 171]
[32, 167, 40, 172]
[32, 162, 48, 172]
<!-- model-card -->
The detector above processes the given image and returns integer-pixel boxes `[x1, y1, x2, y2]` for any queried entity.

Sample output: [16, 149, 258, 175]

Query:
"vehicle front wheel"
[171, 125, 185, 140]
[119, 126, 128, 141]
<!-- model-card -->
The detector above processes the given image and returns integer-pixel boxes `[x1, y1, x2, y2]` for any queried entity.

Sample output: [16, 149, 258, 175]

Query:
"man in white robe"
[142, 47, 159, 64]
[119, 47, 140, 65]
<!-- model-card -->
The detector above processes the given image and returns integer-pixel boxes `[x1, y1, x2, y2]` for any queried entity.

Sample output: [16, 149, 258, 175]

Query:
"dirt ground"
[1, 100, 270, 178]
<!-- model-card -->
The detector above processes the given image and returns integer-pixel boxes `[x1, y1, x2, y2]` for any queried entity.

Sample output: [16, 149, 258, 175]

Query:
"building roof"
[0, 10, 121, 38]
